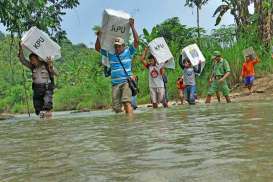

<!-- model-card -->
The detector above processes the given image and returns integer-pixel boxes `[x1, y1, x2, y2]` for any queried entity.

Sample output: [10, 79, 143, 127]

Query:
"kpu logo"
[111, 25, 126, 33]
[154, 44, 164, 50]
[33, 37, 45, 49]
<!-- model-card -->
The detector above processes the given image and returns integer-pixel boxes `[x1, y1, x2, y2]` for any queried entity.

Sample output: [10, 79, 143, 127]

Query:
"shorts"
[244, 76, 255, 86]
[208, 80, 230, 96]
[150, 87, 165, 104]
[112, 82, 132, 113]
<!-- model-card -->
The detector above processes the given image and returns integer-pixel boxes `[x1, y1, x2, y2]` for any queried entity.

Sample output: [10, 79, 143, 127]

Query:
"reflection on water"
[0, 101, 273, 181]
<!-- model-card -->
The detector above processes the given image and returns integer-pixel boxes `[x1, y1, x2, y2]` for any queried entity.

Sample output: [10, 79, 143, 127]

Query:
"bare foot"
[44, 111, 52, 119]
[39, 111, 45, 119]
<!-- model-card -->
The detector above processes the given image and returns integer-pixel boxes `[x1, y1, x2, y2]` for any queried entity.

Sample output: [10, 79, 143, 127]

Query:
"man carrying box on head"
[205, 51, 231, 104]
[18, 43, 58, 118]
[240, 53, 260, 95]
[95, 18, 138, 114]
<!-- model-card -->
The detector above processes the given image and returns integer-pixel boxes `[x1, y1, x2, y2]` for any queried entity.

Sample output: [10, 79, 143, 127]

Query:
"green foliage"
[0, 35, 113, 113]
[211, 25, 237, 48]
[0, 31, 4, 40]
[213, 4, 230, 26]
[0, 15, 273, 113]
[0, 0, 79, 39]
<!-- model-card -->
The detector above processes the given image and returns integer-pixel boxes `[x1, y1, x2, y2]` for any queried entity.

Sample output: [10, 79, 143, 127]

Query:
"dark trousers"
[32, 83, 54, 115]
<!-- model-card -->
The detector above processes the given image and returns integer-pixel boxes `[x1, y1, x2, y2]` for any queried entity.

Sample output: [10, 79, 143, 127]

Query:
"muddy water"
[0, 101, 273, 181]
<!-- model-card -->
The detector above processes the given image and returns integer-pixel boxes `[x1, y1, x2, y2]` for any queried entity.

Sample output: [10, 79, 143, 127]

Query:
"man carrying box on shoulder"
[18, 43, 58, 118]
[95, 18, 139, 114]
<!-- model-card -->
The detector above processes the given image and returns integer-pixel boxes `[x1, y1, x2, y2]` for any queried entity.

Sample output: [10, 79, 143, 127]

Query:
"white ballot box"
[243, 47, 256, 58]
[21, 26, 61, 61]
[148, 37, 175, 69]
[101, 9, 131, 54]
[181, 44, 206, 73]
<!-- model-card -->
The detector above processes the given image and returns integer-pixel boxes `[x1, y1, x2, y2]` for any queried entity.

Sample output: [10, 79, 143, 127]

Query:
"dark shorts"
[32, 83, 54, 115]
[244, 76, 255, 86]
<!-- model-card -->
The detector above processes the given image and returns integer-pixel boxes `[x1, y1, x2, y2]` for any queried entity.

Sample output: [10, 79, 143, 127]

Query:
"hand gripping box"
[148, 37, 175, 69]
[243, 47, 256, 58]
[100, 9, 131, 54]
[181, 44, 206, 73]
[21, 27, 61, 62]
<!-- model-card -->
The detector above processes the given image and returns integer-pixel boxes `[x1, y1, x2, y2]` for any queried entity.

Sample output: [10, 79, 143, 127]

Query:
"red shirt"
[241, 58, 259, 77]
[176, 79, 186, 90]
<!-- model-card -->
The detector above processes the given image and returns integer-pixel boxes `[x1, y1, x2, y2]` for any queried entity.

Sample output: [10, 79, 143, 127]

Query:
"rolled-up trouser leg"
[185, 85, 196, 104]
[112, 83, 123, 113]
[43, 90, 53, 111]
[188, 85, 196, 105]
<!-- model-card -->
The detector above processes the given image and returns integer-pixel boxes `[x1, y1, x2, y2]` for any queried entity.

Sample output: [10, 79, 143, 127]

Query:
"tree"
[139, 17, 206, 59]
[0, 31, 4, 40]
[213, 0, 273, 47]
[0, 0, 79, 40]
[254, 0, 273, 47]
[211, 25, 236, 48]
[0, 0, 79, 115]
[185, 0, 209, 44]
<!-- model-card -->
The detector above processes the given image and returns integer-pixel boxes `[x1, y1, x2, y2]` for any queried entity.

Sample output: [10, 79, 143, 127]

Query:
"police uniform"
[20, 58, 56, 115]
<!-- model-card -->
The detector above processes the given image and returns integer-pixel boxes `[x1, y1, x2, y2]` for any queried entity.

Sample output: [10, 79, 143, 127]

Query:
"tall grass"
[0, 30, 272, 113]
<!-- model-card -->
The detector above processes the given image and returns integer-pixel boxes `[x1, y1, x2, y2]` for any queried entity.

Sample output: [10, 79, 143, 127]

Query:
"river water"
[0, 100, 273, 182]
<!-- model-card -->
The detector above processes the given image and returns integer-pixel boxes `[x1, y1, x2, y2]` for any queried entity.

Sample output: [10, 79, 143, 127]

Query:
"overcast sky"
[0, 0, 236, 47]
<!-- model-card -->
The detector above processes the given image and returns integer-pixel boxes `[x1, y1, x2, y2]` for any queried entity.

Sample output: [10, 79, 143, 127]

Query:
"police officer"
[18, 43, 58, 118]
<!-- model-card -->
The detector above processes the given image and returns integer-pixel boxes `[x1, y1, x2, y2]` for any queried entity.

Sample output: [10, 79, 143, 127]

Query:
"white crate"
[181, 44, 206, 73]
[100, 9, 131, 54]
[243, 47, 256, 58]
[148, 37, 175, 69]
[21, 26, 61, 62]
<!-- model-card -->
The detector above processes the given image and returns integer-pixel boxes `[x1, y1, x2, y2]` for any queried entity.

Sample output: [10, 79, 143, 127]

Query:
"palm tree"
[213, 0, 272, 47]
[185, 0, 209, 44]
[255, 0, 272, 47]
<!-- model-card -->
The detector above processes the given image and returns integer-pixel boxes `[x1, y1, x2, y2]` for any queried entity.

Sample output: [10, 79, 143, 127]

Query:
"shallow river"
[1, 100, 273, 182]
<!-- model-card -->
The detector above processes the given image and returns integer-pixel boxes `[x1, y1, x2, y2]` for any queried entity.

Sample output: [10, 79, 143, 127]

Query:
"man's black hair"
[148, 54, 155, 60]
[183, 57, 191, 65]
[29, 53, 38, 60]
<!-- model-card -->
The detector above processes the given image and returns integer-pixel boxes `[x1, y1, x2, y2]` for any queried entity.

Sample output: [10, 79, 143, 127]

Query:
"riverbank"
[0, 113, 14, 120]
[139, 74, 273, 107]
[1, 74, 273, 118]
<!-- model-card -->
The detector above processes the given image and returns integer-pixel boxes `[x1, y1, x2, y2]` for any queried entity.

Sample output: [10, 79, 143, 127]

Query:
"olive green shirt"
[213, 58, 231, 76]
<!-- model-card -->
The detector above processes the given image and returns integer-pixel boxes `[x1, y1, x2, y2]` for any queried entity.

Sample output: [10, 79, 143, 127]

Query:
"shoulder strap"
[116, 54, 129, 78]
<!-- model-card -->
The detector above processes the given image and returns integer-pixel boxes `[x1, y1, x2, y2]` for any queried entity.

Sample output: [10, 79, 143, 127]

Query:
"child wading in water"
[141, 47, 167, 108]
[240, 54, 260, 95]
[176, 76, 186, 104]
[179, 56, 202, 105]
